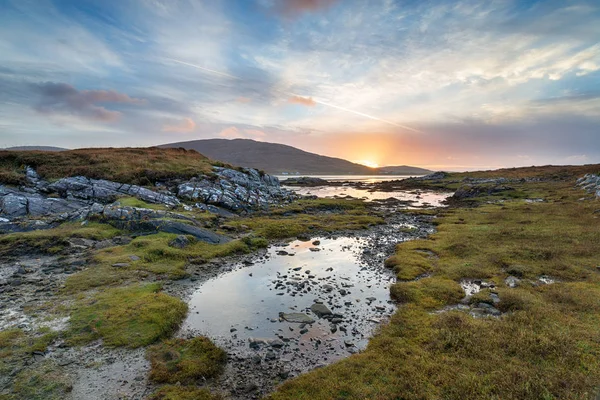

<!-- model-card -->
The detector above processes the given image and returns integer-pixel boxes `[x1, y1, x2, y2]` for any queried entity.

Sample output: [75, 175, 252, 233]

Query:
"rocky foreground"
[0, 165, 296, 235]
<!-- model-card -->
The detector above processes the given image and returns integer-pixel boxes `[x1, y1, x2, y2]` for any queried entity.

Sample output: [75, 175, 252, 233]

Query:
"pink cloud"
[162, 117, 196, 133]
[34, 82, 145, 122]
[219, 127, 267, 141]
[288, 95, 316, 107]
[275, 0, 338, 16]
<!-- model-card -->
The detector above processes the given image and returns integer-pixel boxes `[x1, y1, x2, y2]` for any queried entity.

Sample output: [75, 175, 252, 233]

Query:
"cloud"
[273, 0, 338, 16]
[162, 117, 196, 133]
[33, 82, 144, 122]
[288, 95, 316, 107]
[219, 126, 267, 140]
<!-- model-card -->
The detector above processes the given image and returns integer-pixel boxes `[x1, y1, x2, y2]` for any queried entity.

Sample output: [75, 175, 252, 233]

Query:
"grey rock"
[177, 166, 295, 211]
[48, 176, 180, 206]
[279, 312, 315, 324]
[505, 275, 520, 288]
[169, 235, 191, 249]
[310, 303, 332, 317]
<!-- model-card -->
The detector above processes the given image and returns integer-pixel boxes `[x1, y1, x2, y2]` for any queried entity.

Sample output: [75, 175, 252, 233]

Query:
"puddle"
[284, 185, 451, 207]
[182, 236, 396, 373]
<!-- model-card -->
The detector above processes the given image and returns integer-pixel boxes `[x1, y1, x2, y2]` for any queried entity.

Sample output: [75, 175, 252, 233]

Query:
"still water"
[182, 236, 396, 369]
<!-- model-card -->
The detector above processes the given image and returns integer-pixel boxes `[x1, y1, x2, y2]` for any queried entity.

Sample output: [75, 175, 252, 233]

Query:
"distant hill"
[378, 165, 432, 175]
[3, 146, 67, 151]
[159, 139, 431, 175]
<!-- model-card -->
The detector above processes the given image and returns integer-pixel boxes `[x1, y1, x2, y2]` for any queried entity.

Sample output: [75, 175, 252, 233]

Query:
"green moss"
[9, 361, 72, 400]
[232, 214, 382, 239]
[148, 385, 222, 400]
[64, 233, 268, 292]
[147, 337, 227, 384]
[390, 277, 464, 309]
[67, 283, 187, 347]
[0, 222, 121, 255]
[115, 196, 167, 210]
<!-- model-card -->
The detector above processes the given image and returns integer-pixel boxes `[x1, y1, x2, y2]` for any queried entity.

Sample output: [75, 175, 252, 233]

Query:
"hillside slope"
[159, 139, 430, 175]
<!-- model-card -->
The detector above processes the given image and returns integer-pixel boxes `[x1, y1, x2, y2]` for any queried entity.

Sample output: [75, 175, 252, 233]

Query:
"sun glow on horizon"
[357, 160, 380, 168]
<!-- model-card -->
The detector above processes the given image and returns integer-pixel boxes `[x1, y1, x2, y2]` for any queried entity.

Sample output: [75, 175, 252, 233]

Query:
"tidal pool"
[284, 184, 451, 206]
[182, 236, 396, 372]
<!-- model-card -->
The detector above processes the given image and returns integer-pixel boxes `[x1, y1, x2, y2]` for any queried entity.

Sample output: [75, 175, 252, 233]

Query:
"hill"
[159, 138, 430, 175]
[378, 165, 433, 175]
[4, 146, 67, 151]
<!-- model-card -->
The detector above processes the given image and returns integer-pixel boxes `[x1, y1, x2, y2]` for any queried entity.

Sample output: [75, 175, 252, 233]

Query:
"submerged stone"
[279, 312, 315, 324]
[310, 303, 332, 317]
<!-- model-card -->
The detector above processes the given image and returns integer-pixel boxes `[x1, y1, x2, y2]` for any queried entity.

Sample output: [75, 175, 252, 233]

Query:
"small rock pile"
[577, 174, 600, 198]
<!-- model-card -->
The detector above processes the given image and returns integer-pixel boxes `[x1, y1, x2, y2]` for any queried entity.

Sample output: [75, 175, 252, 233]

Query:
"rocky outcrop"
[0, 186, 87, 218]
[47, 176, 180, 207]
[281, 177, 329, 186]
[577, 174, 600, 198]
[1, 166, 295, 222]
[452, 184, 513, 200]
[177, 167, 295, 211]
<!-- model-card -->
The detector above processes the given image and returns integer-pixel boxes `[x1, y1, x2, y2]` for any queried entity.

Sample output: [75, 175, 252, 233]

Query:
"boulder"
[310, 303, 332, 317]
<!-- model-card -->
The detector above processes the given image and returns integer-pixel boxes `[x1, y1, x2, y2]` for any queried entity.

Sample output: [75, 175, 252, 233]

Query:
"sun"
[357, 160, 379, 168]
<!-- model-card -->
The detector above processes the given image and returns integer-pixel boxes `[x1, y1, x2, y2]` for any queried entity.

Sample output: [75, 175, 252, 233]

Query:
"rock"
[249, 338, 285, 349]
[169, 235, 191, 249]
[452, 184, 512, 200]
[48, 176, 180, 206]
[281, 177, 329, 186]
[312, 240, 321, 246]
[416, 171, 449, 181]
[111, 263, 130, 268]
[112, 219, 229, 244]
[279, 312, 315, 324]
[129, 255, 140, 261]
[178, 166, 295, 211]
[505, 275, 520, 288]
[310, 303, 332, 317]
[322, 284, 334, 292]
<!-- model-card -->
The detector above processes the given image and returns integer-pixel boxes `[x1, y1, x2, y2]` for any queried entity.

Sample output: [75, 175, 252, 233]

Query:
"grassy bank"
[271, 170, 600, 399]
[0, 147, 218, 185]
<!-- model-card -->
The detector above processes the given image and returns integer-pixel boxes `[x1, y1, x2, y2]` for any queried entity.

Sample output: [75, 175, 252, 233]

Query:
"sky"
[0, 0, 599, 170]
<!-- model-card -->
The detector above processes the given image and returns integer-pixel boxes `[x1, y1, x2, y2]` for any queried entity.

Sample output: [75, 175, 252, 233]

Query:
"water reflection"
[183, 237, 396, 368]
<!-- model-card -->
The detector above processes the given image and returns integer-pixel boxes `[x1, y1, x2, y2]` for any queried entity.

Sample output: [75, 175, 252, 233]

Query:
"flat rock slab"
[310, 303, 333, 317]
[279, 312, 315, 324]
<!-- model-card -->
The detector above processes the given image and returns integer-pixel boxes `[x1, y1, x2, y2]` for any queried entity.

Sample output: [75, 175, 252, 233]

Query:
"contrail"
[166, 58, 241, 80]
[166, 57, 422, 133]
[292, 94, 422, 133]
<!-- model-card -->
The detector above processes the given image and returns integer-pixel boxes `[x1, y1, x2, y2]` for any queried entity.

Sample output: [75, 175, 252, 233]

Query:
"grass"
[147, 337, 227, 384]
[232, 214, 382, 239]
[64, 233, 268, 292]
[115, 196, 169, 210]
[67, 283, 188, 347]
[5, 360, 73, 400]
[0, 329, 65, 400]
[0, 147, 217, 185]
[0, 222, 121, 255]
[0, 328, 57, 376]
[147, 386, 223, 400]
[270, 173, 600, 399]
